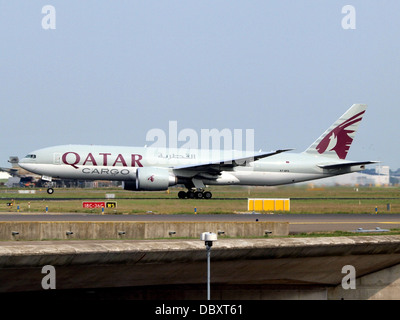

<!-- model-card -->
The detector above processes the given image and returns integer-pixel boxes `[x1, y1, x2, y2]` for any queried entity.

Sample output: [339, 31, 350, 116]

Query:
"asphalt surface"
[1, 212, 400, 233]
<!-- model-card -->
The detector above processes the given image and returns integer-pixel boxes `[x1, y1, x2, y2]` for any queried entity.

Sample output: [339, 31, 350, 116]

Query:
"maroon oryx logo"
[148, 175, 155, 182]
[316, 110, 365, 159]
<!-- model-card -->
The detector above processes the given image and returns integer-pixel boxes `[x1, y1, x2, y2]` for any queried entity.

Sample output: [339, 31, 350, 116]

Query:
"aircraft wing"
[172, 149, 292, 175]
[317, 161, 379, 170]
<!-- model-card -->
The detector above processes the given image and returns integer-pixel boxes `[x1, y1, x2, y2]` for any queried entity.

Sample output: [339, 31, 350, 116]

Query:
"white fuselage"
[18, 144, 364, 187]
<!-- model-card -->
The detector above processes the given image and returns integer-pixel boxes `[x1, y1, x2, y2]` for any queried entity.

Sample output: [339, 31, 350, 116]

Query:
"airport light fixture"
[200, 232, 218, 300]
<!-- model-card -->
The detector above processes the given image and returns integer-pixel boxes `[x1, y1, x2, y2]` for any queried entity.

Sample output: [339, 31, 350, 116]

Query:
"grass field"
[1, 185, 399, 215]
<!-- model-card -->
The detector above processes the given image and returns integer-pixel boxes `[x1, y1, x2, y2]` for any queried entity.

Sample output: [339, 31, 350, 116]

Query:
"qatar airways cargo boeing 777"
[19, 104, 377, 198]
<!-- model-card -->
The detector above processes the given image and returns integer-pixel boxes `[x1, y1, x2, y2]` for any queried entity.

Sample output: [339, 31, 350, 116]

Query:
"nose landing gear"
[45, 181, 55, 194]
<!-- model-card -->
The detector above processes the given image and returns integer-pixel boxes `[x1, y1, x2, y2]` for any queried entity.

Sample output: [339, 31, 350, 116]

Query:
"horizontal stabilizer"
[318, 161, 379, 170]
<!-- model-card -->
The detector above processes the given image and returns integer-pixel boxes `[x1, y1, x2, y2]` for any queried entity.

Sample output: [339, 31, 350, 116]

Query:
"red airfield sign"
[82, 201, 105, 209]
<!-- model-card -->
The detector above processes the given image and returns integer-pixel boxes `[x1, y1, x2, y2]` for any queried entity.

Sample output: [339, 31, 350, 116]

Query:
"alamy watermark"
[146, 121, 254, 151]
[145, 121, 256, 166]
[38, 264, 357, 292]
[341, 265, 356, 290]
[39, 5, 358, 32]
[41, 5, 56, 30]
[41, 265, 56, 290]
[342, 5, 356, 30]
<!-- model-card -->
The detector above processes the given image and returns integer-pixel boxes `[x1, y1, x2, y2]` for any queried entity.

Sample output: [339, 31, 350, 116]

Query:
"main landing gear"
[178, 178, 212, 199]
[178, 189, 212, 199]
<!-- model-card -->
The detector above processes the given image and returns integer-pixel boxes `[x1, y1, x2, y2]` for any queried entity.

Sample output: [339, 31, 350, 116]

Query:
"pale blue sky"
[1, 1, 399, 169]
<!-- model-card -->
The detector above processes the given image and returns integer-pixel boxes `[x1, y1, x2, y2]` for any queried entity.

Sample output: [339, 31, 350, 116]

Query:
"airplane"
[1, 156, 25, 177]
[0, 156, 42, 187]
[18, 103, 377, 199]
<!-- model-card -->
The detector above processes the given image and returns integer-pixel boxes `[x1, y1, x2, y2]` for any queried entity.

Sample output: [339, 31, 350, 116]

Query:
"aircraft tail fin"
[304, 104, 367, 159]
[8, 157, 19, 168]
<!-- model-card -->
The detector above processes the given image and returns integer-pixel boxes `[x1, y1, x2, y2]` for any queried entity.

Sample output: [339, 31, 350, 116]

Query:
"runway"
[1, 213, 400, 234]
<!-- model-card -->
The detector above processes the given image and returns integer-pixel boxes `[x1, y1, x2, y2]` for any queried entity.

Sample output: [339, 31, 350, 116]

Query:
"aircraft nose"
[18, 154, 36, 168]
[18, 159, 28, 169]
[18, 161, 37, 174]
[18, 157, 26, 165]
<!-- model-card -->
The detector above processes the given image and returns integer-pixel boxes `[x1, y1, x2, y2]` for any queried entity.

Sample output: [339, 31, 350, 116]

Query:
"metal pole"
[201, 234, 217, 301]
[206, 242, 211, 300]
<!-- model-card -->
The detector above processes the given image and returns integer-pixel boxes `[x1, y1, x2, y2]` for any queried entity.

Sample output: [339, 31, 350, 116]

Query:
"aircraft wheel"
[203, 191, 212, 199]
[187, 191, 195, 199]
[47, 188, 54, 194]
[178, 191, 187, 199]
[194, 191, 203, 199]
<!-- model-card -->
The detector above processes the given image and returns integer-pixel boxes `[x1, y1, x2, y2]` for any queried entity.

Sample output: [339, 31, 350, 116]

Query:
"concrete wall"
[2, 236, 400, 299]
[0, 221, 288, 241]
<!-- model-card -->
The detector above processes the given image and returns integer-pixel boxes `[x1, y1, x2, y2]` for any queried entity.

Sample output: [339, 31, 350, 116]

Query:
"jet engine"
[123, 167, 177, 191]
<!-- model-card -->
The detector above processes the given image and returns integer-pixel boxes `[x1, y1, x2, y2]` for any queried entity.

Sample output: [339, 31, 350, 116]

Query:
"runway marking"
[291, 221, 400, 225]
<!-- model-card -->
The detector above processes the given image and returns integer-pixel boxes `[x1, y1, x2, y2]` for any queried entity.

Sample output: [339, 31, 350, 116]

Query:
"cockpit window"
[25, 154, 36, 159]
